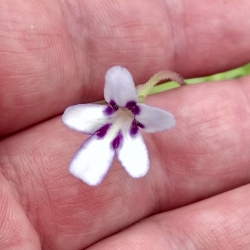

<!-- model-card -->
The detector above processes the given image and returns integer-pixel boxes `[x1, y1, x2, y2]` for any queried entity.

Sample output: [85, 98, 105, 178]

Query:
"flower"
[62, 66, 175, 186]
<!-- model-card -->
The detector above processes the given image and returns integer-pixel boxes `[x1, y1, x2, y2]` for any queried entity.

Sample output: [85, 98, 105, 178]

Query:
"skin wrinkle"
[92, 186, 250, 250]
[32, 163, 56, 248]
[178, 1, 249, 75]
[2, 140, 49, 217]
[0, 147, 21, 204]
[147, 135, 171, 214]
[0, 0, 80, 135]
[1, 134, 58, 248]
[163, 0, 189, 76]
[152, 79, 249, 210]
[82, 1, 172, 87]
[145, 143, 163, 215]
[162, 0, 180, 72]
[239, 76, 250, 112]
[58, 1, 80, 89]
[59, 0, 94, 101]
[154, 216, 196, 250]
[0, 173, 41, 249]
[192, 204, 250, 249]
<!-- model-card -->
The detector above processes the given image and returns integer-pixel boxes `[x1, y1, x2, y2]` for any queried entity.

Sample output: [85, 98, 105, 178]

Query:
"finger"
[1, 75, 250, 249]
[0, 173, 40, 250]
[86, 184, 250, 250]
[1, 0, 250, 135]
[0, 0, 79, 136]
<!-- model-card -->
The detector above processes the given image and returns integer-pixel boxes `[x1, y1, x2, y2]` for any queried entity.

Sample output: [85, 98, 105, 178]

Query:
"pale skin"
[0, 0, 250, 249]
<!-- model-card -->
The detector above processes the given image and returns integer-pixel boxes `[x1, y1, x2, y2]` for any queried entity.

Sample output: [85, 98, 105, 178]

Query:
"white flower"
[62, 66, 175, 186]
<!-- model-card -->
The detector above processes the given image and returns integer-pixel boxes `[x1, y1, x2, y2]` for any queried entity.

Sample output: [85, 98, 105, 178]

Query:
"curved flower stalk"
[62, 66, 184, 186]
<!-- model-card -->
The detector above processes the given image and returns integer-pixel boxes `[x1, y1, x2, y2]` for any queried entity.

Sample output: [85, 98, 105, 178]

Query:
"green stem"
[136, 70, 185, 102]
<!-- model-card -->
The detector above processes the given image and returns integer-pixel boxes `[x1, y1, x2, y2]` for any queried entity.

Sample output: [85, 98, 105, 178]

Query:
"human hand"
[0, 1, 250, 249]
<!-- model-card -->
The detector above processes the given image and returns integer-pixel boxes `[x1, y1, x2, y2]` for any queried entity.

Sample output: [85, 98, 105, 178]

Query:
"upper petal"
[104, 66, 138, 107]
[69, 135, 115, 186]
[116, 132, 149, 178]
[136, 104, 175, 133]
[62, 104, 111, 134]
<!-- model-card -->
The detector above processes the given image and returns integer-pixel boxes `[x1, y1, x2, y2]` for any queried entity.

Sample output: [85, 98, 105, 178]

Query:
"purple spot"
[104, 106, 115, 115]
[130, 125, 139, 136]
[110, 100, 119, 111]
[133, 119, 145, 128]
[95, 124, 111, 138]
[104, 100, 119, 115]
[130, 120, 144, 136]
[126, 101, 140, 115]
[111, 132, 123, 149]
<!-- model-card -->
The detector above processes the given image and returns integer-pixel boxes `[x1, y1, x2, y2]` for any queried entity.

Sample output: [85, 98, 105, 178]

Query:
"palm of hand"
[1, 1, 250, 250]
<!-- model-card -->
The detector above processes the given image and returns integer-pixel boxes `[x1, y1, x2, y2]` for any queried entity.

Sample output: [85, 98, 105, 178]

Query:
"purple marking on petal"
[130, 125, 139, 136]
[104, 100, 119, 115]
[130, 120, 144, 136]
[126, 101, 140, 115]
[95, 124, 111, 138]
[104, 105, 115, 115]
[133, 119, 145, 129]
[110, 100, 119, 111]
[111, 132, 123, 149]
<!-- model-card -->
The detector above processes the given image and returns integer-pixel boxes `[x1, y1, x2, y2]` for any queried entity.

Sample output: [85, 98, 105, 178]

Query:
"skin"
[0, 0, 250, 249]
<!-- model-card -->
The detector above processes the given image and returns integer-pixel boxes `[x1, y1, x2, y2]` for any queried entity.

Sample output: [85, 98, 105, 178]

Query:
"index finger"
[1, 0, 250, 135]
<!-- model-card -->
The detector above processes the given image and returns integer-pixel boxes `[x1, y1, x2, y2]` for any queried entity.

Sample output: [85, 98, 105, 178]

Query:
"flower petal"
[62, 104, 111, 134]
[136, 104, 175, 133]
[117, 132, 149, 178]
[69, 135, 115, 186]
[104, 66, 138, 107]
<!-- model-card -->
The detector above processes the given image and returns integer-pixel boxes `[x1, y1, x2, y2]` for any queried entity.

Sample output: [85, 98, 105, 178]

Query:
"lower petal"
[69, 135, 115, 186]
[116, 132, 149, 178]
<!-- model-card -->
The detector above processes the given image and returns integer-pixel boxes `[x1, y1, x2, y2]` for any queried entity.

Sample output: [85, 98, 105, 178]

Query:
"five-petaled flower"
[62, 66, 175, 186]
